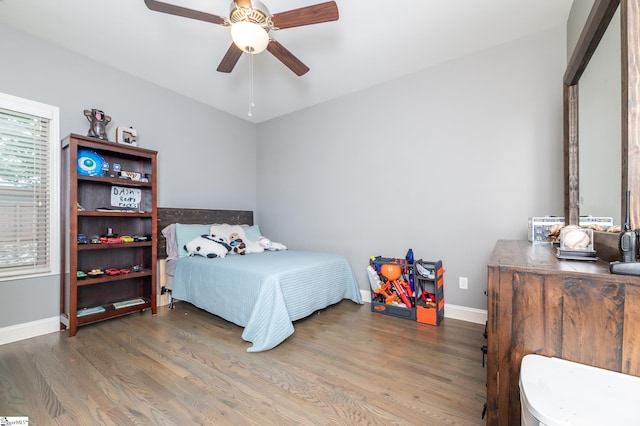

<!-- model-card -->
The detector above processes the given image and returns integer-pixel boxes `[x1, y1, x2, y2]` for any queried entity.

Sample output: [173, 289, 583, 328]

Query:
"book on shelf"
[113, 298, 146, 309]
[77, 306, 106, 317]
[95, 207, 139, 213]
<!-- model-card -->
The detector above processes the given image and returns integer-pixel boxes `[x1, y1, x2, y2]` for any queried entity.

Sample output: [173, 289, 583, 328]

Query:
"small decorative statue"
[116, 126, 138, 146]
[84, 109, 111, 140]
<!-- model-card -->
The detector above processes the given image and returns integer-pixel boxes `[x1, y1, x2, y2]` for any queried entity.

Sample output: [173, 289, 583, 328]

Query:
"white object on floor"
[520, 354, 640, 426]
[366, 265, 380, 291]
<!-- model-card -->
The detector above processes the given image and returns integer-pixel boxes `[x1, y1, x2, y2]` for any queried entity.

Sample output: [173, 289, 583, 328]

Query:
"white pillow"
[161, 224, 178, 260]
[176, 223, 214, 258]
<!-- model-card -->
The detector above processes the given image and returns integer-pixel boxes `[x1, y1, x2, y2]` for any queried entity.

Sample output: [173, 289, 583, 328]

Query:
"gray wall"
[567, 0, 596, 57]
[0, 24, 256, 328]
[256, 26, 567, 310]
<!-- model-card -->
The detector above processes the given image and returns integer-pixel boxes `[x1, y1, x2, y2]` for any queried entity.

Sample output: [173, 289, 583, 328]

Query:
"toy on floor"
[376, 263, 413, 308]
[381, 263, 413, 308]
[420, 290, 436, 305]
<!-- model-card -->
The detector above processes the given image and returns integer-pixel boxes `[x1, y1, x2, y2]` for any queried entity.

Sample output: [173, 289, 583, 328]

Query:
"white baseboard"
[0, 316, 60, 345]
[360, 290, 487, 325]
[444, 304, 487, 324]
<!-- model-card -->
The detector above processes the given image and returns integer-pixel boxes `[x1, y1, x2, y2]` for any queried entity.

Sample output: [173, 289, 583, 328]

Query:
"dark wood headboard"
[157, 207, 253, 258]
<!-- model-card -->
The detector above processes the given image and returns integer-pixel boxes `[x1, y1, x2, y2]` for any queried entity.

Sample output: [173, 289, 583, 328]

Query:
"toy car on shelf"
[100, 236, 123, 244]
[87, 269, 104, 276]
[76, 270, 88, 279]
[105, 268, 121, 276]
[77, 234, 88, 244]
[120, 235, 134, 243]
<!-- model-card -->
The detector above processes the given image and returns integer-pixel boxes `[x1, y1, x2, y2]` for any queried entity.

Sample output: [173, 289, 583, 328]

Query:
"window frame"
[0, 92, 60, 281]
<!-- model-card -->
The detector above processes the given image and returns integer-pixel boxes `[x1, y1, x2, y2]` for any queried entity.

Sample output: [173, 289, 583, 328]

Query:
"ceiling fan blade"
[144, 0, 227, 26]
[267, 40, 310, 76]
[271, 1, 339, 30]
[217, 43, 244, 73]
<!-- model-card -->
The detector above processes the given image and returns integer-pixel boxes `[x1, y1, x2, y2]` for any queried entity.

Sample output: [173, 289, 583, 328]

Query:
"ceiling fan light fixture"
[231, 21, 269, 54]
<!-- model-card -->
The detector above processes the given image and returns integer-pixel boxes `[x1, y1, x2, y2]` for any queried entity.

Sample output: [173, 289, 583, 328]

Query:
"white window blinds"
[0, 94, 60, 279]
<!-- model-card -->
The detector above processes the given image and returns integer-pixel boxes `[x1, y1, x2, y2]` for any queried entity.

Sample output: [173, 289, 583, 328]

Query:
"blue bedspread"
[172, 250, 363, 352]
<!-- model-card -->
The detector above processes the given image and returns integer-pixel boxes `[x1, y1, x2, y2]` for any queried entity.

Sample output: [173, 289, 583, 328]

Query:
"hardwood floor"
[0, 301, 487, 425]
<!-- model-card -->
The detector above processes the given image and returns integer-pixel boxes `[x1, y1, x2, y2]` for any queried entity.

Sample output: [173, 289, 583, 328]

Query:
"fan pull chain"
[248, 52, 255, 117]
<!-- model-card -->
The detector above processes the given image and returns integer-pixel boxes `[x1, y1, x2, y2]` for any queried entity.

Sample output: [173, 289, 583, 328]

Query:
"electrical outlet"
[459, 277, 468, 290]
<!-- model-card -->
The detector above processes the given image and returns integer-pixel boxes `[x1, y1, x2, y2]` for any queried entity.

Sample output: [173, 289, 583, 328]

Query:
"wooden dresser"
[486, 240, 640, 425]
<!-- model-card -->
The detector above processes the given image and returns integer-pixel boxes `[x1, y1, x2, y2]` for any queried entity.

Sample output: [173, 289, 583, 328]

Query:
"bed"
[157, 208, 363, 352]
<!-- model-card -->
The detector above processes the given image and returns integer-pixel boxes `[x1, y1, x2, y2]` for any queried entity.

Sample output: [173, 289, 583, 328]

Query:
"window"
[0, 93, 60, 280]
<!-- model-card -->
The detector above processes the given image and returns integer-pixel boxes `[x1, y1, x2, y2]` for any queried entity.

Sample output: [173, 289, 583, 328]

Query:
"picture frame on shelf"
[116, 126, 137, 146]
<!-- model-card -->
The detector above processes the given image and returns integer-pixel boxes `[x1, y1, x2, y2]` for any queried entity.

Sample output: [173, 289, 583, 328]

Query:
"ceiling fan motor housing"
[230, 0, 271, 28]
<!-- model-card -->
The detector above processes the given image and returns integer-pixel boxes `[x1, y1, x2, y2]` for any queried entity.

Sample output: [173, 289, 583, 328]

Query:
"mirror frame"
[564, 0, 640, 258]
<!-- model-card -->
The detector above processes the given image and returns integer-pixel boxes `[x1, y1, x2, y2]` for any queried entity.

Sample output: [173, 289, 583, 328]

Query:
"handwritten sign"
[111, 186, 141, 209]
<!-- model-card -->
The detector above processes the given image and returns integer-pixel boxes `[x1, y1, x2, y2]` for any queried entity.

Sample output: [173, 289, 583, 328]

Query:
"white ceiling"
[0, 0, 573, 123]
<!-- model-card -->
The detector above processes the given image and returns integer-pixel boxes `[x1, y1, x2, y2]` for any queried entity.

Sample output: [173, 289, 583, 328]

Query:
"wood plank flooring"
[0, 301, 487, 425]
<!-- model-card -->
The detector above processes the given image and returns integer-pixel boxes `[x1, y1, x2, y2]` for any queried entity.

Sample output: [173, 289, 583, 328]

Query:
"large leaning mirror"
[564, 0, 640, 260]
[579, 8, 621, 224]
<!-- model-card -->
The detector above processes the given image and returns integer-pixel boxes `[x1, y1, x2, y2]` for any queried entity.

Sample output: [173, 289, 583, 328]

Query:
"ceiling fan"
[144, 0, 339, 76]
